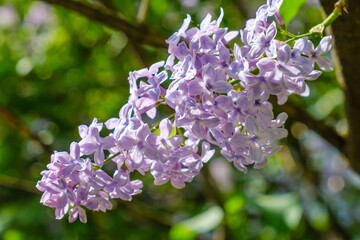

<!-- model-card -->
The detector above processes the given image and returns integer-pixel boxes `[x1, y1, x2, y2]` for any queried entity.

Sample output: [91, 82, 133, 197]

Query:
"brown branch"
[0, 106, 52, 154]
[96, 0, 116, 10]
[320, 0, 360, 173]
[0, 174, 38, 194]
[117, 200, 172, 228]
[200, 165, 225, 208]
[231, 0, 250, 19]
[0, 106, 33, 139]
[42, 0, 167, 48]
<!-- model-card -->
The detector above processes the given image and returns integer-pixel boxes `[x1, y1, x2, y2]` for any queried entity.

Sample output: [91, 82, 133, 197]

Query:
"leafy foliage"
[280, 0, 307, 27]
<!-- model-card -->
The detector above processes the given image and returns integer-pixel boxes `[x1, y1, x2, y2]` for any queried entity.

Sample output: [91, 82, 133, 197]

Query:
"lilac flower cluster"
[37, 0, 333, 223]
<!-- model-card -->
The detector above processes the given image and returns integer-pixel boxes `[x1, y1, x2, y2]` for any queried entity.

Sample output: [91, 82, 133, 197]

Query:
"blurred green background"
[0, 0, 359, 239]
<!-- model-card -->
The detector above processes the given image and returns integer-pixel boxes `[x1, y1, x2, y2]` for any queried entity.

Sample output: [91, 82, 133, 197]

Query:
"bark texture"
[320, 0, 360, 173]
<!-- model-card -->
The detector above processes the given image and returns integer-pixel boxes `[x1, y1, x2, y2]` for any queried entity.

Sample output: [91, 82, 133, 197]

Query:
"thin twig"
[200, 165, 224, 208]
[0, 106, 33, 139]
[0, 106, 52, 154]
[42, 0, 167, 48]
[117, 200, 172, 227]
[231, 0, 250, 19]
[97, 0, 116, 10]
[0, 174, 38, 194]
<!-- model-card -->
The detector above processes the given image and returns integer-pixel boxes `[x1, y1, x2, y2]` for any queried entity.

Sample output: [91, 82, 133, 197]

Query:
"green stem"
[229, 79, 240, 85]
[286, 0, 346, 43]
[285, 32, 316, 43]
[278, 28, 296, 38]
[93, 152, 121, 170]
[321, 7, 342, 28]
[150, 113, 175, 131]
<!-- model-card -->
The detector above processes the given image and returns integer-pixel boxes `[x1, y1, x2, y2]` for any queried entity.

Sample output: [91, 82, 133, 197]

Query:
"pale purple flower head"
[37, 0, 333, 223]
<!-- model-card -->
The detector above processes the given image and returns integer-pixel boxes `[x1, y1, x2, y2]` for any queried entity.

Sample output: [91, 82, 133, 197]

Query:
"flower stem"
[93, 152, 121, 170]
[278, 28, 296, 38]
[321, 8, 342, 28]
[150, 113, 175, 132]
[287, 0, 347, 43]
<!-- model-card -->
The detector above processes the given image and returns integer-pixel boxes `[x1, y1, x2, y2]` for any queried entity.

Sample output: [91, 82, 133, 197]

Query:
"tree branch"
[117, 201, 172, 228]
[231, 0, 250, 19]
[320, 0, 360, 173]
[200, 165, 225, 208]
[0, 106, 52, 154]
[41, 0, 167, 48]
[0, 174, 38, 194]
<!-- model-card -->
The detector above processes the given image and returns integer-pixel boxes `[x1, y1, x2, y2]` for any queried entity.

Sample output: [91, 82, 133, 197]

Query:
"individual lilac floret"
[78, 118, 115, 167]
[128, 61, 167, 119]
[166, 14, 191, 46]
[304, 35, 333, 71]
[266, 0, 284, 26]
[249, 22, 278, 59]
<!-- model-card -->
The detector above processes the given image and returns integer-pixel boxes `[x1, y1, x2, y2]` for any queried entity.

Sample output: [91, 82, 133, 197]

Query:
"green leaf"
[169, 225, 197, 240]
[169, 206, 224, 239]
[150, 0, 169, 16]
[224, 195, 244, 214]
[254, 193, 303, 230]
[3, 229, 23, 240]
[280, 0, 307, 27]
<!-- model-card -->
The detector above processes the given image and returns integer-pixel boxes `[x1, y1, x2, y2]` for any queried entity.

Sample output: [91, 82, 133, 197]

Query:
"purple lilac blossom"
[37, 0, 333, 223]
[304, 35, 334, 71]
